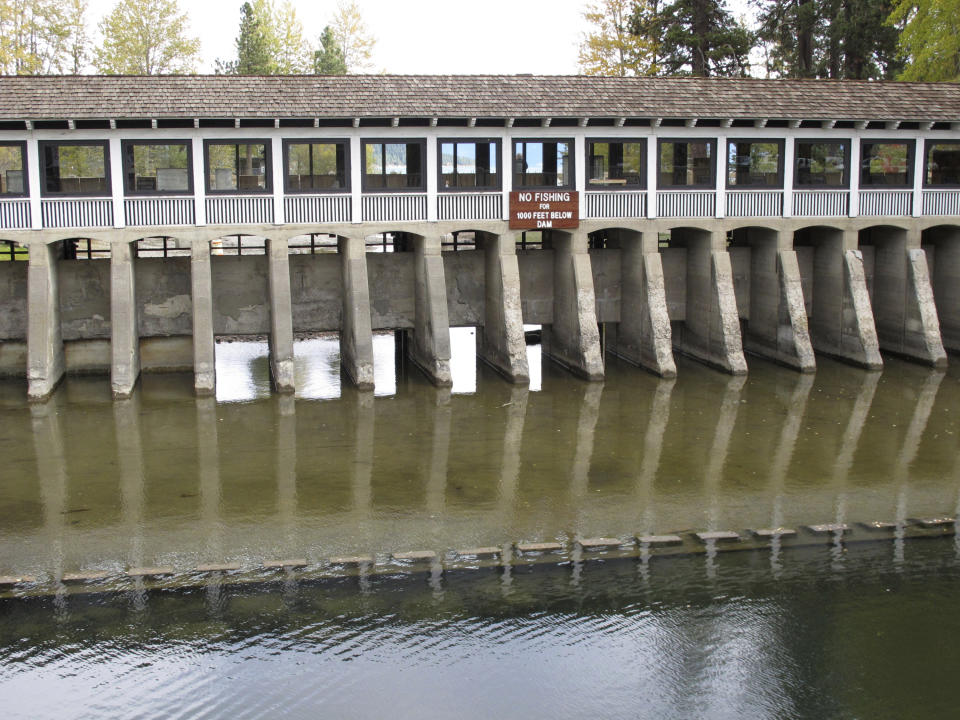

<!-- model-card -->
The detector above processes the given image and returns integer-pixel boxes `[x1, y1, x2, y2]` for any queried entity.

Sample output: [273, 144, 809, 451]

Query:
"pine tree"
[313, 25, 346, 74]
[233, 0, 278, 75]
[652, 0, 753, 76]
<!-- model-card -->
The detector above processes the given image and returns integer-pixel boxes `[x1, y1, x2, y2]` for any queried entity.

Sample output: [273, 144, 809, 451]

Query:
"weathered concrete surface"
[0, 261, 27, 340]
[136, 258, 192, 337]
[211, 255, 269, 335]
[27, 242, 65, 400]
[339, 236, 374, 389]
[923, 226, 960, 353]
[59, 259, 111, 340]
[0, 341, 26, 376]
[289, 253, 342, 333]
[190, 240, 215, 396]
[139, 336, 193, 372]
[367, 252, 415, 329]
[516, 250, 553, 324]
[110, 241, 140, 398]
[796, 228, 882, 370]
[589, 248, 621, 323]
[731, 228, 815, 372]
[540, 231, 604, 380]
[669, 229, 747, 375]
[607, 230, 675, 377]
[409, 235, 452, 386]
[477, 233, 528, 382]
[64, 338, 110, 373]
[443, 249, 484, 327]
[861, 226, 946, 367]
[267, 238, 295, 393]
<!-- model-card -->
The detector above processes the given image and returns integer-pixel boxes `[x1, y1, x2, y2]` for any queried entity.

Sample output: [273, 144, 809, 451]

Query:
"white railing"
[922, 190, 960, 216]
[437, 192, 502, 221]
[859, 190, 912, 216]
[285, 194, 351, 224]
[0, 199, 31, 229]
[41, 198, 113, 228]
[726, 190, 783, 217]
[585, 191, 647, 219]
[657, 191, 715, 218]
[205, 195, 274, 225]
[362, 193, 428, 222]
[124, 197, 195, 226]
[793, 190, 849, 217]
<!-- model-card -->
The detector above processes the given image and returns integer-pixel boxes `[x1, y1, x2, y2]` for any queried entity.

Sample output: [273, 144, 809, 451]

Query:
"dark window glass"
[658, 140, 714, 188]
[207, 142, 269, 192]
[363, 142, 424, 190]
[861, 141, 912, 186]
[795, 141, 848, 187]
[513, 141, 572, 188]
[286, 142, 348, 191]
[440, 141, 499, 190]
[727, 140, 782, 187]
[0, 144, 25, 196]
[587, 141, 644, 188]
[123, 142, 190, 194]
[926, 142, 960, 186]
[42, 142, 108, 195]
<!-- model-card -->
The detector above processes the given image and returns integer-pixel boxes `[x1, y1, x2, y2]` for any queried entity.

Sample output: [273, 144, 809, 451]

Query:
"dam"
[0, 75, 958, 400]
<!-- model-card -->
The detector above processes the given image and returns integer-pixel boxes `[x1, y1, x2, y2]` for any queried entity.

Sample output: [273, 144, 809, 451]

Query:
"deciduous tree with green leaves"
[329, 1, 375, 73]
[0, 0, 91, 74]
[890, 0, 960, 81]
[578, 0, 658, 76]
[95, 0, 200, 74]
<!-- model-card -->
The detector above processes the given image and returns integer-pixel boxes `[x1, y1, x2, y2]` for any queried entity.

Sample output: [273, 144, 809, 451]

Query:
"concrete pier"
[26, 241, 64, 401]
[923, 225, 960, 353]
[339, 236, 375, 389]
[607, 229, 676, 377]
[795, 227, 883, 369]
[409, 235, 452, 386]
[267, 237, 295, 393]
[110, 240, 140, 398]
[861, 226, 946, 367]
[669, 228, 747, 374]
[477, 232, 529, 383]
[540, 230, 604, 380]
[190, 239, 216, 396]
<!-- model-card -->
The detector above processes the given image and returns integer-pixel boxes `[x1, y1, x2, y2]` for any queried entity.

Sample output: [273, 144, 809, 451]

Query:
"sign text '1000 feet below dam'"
[509, 191, 579, 230]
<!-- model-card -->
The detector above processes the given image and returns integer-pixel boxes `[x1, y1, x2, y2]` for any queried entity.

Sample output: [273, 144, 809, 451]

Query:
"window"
[926, 141, 960, 186]
[362, 140, 425, 191]
[587, 140, 645, 188]
[861, 141, 914, 187]
[122, 141, 191, 195]
[513, 140, 573, 188]
[658, 140, 715, 188]
[795, 140, 849, 187]
[40, 141, 109, 196]
[727, 140, 783, 187]
[205, 140, 270, 193]
[284, 140, 349, 192]
[439, 140, 500, 190]
[0, 142, 26, 196]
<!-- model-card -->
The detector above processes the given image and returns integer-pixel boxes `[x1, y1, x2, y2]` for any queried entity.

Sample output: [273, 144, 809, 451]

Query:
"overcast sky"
[84, 0, 757, 75]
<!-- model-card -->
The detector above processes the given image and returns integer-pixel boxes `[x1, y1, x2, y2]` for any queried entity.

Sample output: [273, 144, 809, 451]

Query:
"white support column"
[271, 136, 285, 225]
[574, 134, 586, 220]
[426, 137, 438, 222]
[501, 135, 512, 221]
[849, 136, 861, 218]
[26, 138, 42, 230]
[646, 135, 657, 219]
[350, 135, 362, 223]
[192, 137, 206, 226]
[782, 137, 795, 218]
[109, 137, 124, 228]
[715, 135, 727, 219]
[912, 136, 925, 218]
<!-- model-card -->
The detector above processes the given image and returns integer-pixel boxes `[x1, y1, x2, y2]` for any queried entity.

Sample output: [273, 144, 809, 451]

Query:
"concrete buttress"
[26, 241, 64, 401]
[478, 232, 529, 382]
[339, 236, 374, 389]
[191, 239, 216, 396]
[267, 237, 295, 393]
[110, 239, 140, 398]
[410, 235, 452, 386]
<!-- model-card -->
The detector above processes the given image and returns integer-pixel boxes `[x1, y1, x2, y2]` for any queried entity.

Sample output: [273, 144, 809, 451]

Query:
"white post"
[271, 136, 284, 225]
[849, 136, 861, 218]
[192, 137, 206, 226]
[426, 136, 438, 222]
[912, 136, 925, 218]
[646, 135, 657, 219]
[715, 135, 726, 219]
[26, 138, 42, 230]
[350, 135, 362, 223]
[501, 135, 512, 221]
[109, 137, 124, 228]
[574, 134, 586, 220]
[782, 137, 795, 218]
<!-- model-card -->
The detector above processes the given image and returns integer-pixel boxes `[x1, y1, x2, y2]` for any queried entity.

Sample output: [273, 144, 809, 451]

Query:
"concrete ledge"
[62, 571, 111, 583]
[805, 523, 851, 534]
[195, 563, 242, 573]
[391, 550, 437, 562]
[0, 575, 35, 586]
[913, 517, 955, 528]
[695, 530, 741, 543]
[126, 566, 174, 578]
[637, 534, 683, 546]
[751, 528, 797, 539]
[262, 559, 307, 569]
[328, 555, 373, 566]
[515, 542, 564, 553]
[579, 537, 625, 550]
[456, 547, 501, 558]
[859, 521, 898, 530]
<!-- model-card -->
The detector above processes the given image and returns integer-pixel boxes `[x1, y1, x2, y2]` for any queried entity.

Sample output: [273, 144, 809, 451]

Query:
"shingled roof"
[1, 74, 959, 122]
